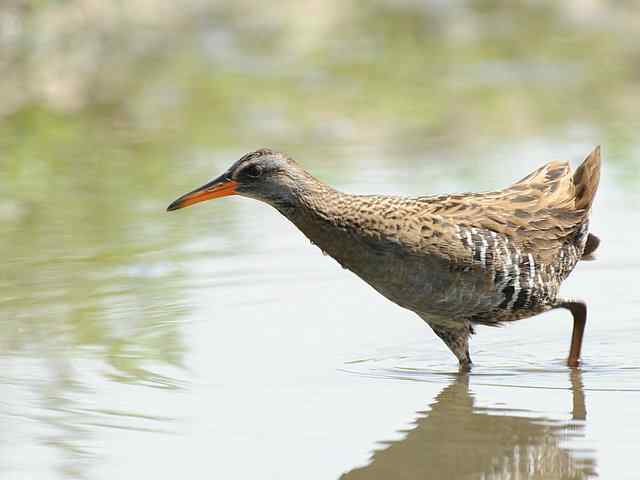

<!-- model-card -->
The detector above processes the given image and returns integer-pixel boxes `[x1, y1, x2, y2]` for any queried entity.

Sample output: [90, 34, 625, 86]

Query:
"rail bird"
[168, 147, 601, 369]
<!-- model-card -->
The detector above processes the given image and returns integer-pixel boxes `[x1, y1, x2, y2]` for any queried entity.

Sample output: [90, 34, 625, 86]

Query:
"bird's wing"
[415, 147, 601, 265]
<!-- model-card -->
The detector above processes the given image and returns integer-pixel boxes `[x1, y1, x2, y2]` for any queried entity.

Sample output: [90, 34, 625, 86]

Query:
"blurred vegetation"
[1, 0, 639, 378]
[1, 6, 636, 477]
[2, 0, 640, 149]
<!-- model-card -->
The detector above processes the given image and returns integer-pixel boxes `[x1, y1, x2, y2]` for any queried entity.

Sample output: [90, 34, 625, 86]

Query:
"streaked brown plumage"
[168, 147, 602, 368]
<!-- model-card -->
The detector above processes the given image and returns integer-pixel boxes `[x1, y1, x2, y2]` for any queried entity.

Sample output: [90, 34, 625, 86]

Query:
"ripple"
[342, 345, 640, 392]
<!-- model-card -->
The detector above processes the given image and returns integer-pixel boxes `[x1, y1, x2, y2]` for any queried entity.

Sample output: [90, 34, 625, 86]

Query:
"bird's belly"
[346, 252, 563, 321]
[345, 254, 499, 317]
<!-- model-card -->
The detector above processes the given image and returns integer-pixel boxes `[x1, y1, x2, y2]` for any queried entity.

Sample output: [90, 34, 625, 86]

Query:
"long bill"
[167, 174, 238, 211]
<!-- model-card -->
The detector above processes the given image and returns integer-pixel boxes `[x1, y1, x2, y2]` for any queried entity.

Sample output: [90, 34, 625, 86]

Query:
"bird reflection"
[342, 370, 595, 479]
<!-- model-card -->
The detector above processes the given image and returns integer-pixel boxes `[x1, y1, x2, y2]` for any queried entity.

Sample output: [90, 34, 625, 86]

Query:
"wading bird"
[168, 147, 601, 369]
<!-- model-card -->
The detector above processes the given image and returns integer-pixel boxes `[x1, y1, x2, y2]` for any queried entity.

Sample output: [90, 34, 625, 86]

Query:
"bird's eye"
[243, 164, 262, 179]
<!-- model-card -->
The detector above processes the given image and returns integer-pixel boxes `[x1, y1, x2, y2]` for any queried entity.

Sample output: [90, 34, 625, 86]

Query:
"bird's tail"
[574, 146, 602, 259]
[573, 146, 601, 212]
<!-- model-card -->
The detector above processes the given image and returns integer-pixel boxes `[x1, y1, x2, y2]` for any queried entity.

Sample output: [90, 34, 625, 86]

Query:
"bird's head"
[167, 149, 311, 211]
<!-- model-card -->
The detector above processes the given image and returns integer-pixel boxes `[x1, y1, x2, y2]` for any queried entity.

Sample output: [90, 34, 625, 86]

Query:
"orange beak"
[167, 175, 238, 211]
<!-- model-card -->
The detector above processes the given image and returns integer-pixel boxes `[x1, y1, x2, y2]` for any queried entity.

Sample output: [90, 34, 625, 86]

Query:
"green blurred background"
[2, 0, 640, 399]
[1, 2, 639, 478]
[3, 0, 640, 158]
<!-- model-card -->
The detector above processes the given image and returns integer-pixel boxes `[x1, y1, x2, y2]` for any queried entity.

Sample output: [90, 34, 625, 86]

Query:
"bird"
[167, 147, 601, 369]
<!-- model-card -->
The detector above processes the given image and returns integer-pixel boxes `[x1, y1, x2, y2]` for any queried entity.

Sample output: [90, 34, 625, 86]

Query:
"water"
[2, 144, 638, 479]
[2, 3, 640, 479]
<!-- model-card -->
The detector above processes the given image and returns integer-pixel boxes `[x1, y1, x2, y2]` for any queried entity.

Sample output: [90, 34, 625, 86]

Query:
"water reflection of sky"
[2, 2, 640, 479]
[2, 141, 639, 479]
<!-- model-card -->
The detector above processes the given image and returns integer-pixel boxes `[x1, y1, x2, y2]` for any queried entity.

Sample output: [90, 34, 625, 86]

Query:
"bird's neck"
[271, 175, 423, 310]
[273, 178, 361, 261]
[275, 177, 342, 226]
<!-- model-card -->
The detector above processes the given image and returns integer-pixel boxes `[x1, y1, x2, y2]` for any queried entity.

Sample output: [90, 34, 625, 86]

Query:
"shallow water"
[2, 142, 639, 479]
[2, 3, 640, 479]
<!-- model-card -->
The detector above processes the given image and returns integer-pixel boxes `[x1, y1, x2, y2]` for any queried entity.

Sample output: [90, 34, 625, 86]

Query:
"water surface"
[2, 3, 640, 479]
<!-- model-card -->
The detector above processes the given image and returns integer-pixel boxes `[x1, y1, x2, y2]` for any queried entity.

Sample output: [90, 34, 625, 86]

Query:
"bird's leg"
[428, 321, 473, 370]
[556, 300, 587, 367]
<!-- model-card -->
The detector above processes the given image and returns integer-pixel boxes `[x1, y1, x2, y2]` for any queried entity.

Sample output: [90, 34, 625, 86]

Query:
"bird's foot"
[567, 356, 581, 368]
[458, 359, 473, 372]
